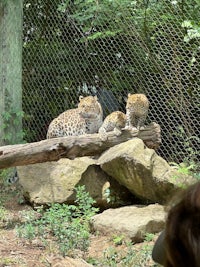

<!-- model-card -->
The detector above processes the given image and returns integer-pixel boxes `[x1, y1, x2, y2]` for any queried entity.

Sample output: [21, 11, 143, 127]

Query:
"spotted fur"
[99, 111, 126, 134]
[47, 95, 103, 138]
[125, 93, 149, 129]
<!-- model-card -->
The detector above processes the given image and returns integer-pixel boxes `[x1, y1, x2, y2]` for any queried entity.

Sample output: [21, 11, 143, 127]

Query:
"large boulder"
[17, 157, 133, 207]
[98, 138, 194, 204]
[90, 204, 166, 242]
[17, 138, 195, 206]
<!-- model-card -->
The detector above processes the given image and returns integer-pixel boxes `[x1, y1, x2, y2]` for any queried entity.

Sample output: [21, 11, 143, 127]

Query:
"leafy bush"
[16, 185, 99, 256]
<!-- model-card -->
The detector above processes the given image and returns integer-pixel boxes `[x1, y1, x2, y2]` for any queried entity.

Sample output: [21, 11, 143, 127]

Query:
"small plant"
[119, 239, 154, 267]
[86, 234, 160, 267]
[102, 246, 120, 266]
[15, 185, 99, 256]
[16, 223, 36, 240]
[170, 162, 195, 175]
[170, 126, 200, 183]
[74, 185, 99, 219]
[144, 232, 155, 242]
[112, 234, 124, 246]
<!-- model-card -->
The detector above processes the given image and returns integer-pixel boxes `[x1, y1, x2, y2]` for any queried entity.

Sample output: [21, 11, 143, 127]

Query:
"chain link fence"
[22, 0, 200, 165]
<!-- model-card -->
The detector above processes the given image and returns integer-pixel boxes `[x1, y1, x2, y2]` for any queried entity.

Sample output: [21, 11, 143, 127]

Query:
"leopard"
[125, 93, 149, 130]
[47, 95, 103, 138]
[98, 111, 126, 140]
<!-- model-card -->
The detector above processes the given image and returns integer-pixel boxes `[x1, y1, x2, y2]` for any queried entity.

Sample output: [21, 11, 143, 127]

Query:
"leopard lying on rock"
[98, 111, 126, 140]
[99, 111, 126, 133]
[125, 93, 149, 130]
[47, 95, 103, 138]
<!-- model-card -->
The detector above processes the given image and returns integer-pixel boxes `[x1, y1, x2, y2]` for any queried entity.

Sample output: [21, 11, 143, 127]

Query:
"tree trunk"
[0, 0, 23, 145]
[0, 123, 161, 169]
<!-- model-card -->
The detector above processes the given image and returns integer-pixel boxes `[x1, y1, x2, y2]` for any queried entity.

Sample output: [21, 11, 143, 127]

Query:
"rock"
[90, 204, 165, 242]
[98, 138, 195, 204]
[17, 138, 195, 206]
[47, 255, 93, 267]
[17, 158, 133, 207]
[81, 164, 135, 208]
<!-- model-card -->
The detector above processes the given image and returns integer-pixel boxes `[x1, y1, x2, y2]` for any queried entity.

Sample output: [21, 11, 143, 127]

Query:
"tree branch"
[0, 122, 161, 169]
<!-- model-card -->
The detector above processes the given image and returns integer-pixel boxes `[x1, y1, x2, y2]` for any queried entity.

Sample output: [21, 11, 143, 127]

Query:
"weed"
[17, 223, 36, 239]
[170, 162, 195, 176]
[173, 126, 200, 174]
[102, 246, 120, 266]
[86, 234, 160, 267]
[112, 234, 124, 246]
[144, 232, 155, 242]
[120, 240, 156, 267]
[170, 161, 199, 188]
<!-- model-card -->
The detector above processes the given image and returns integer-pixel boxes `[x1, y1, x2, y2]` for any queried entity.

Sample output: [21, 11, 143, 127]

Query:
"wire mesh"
[22, 0, 200, 164]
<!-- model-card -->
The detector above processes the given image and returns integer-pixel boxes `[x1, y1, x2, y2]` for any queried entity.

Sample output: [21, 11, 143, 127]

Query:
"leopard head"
[78, 95, 103, 119]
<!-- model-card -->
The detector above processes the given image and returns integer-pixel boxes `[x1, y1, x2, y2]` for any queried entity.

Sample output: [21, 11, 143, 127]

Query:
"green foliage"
[170, 162, 195, 176]
[17, 222, 36, 240]
[90, 238, 159, 267]
[182, 20, 200, 42]
[74, 185, 99, 218]
[181, 20, 200, 66]
[86, 233, 158, 266]
[0, 169, 11, 185]
[0, 167, 17, 187]
[172, 126, 200, 175]
[169, 126, 200, 185]
[144, 232, 155, 242]
[112, 234, 124, 246]
[16, 185, 99, 256]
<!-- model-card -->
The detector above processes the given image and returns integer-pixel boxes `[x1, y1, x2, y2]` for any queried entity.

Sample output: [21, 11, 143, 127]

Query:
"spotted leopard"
[99, 111, 126, 134]
[47, 95, 103, 138]
[125, 93, 149, 130]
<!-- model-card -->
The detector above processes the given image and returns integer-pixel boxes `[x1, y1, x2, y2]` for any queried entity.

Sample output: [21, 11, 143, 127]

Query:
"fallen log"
[0, 122, 161, 169]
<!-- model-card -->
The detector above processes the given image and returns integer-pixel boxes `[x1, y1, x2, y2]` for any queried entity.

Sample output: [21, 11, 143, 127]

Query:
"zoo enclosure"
[22, 0, 200, 164]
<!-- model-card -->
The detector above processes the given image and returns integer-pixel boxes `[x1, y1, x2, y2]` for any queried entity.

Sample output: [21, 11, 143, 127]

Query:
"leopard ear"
[79, 95, 84, 101]
[94, 95, 98, 101]
[128, 93, 131, 97]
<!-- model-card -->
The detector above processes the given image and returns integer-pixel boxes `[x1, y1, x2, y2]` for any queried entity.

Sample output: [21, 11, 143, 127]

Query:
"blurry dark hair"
[165, 181, 200, 267]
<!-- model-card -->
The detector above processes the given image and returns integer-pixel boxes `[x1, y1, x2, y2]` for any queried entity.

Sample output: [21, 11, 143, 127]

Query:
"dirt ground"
[0, 183, 158, 267]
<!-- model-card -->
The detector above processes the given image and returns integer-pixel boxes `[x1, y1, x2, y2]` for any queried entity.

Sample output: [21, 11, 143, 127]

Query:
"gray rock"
[90, 204, 166, 242]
